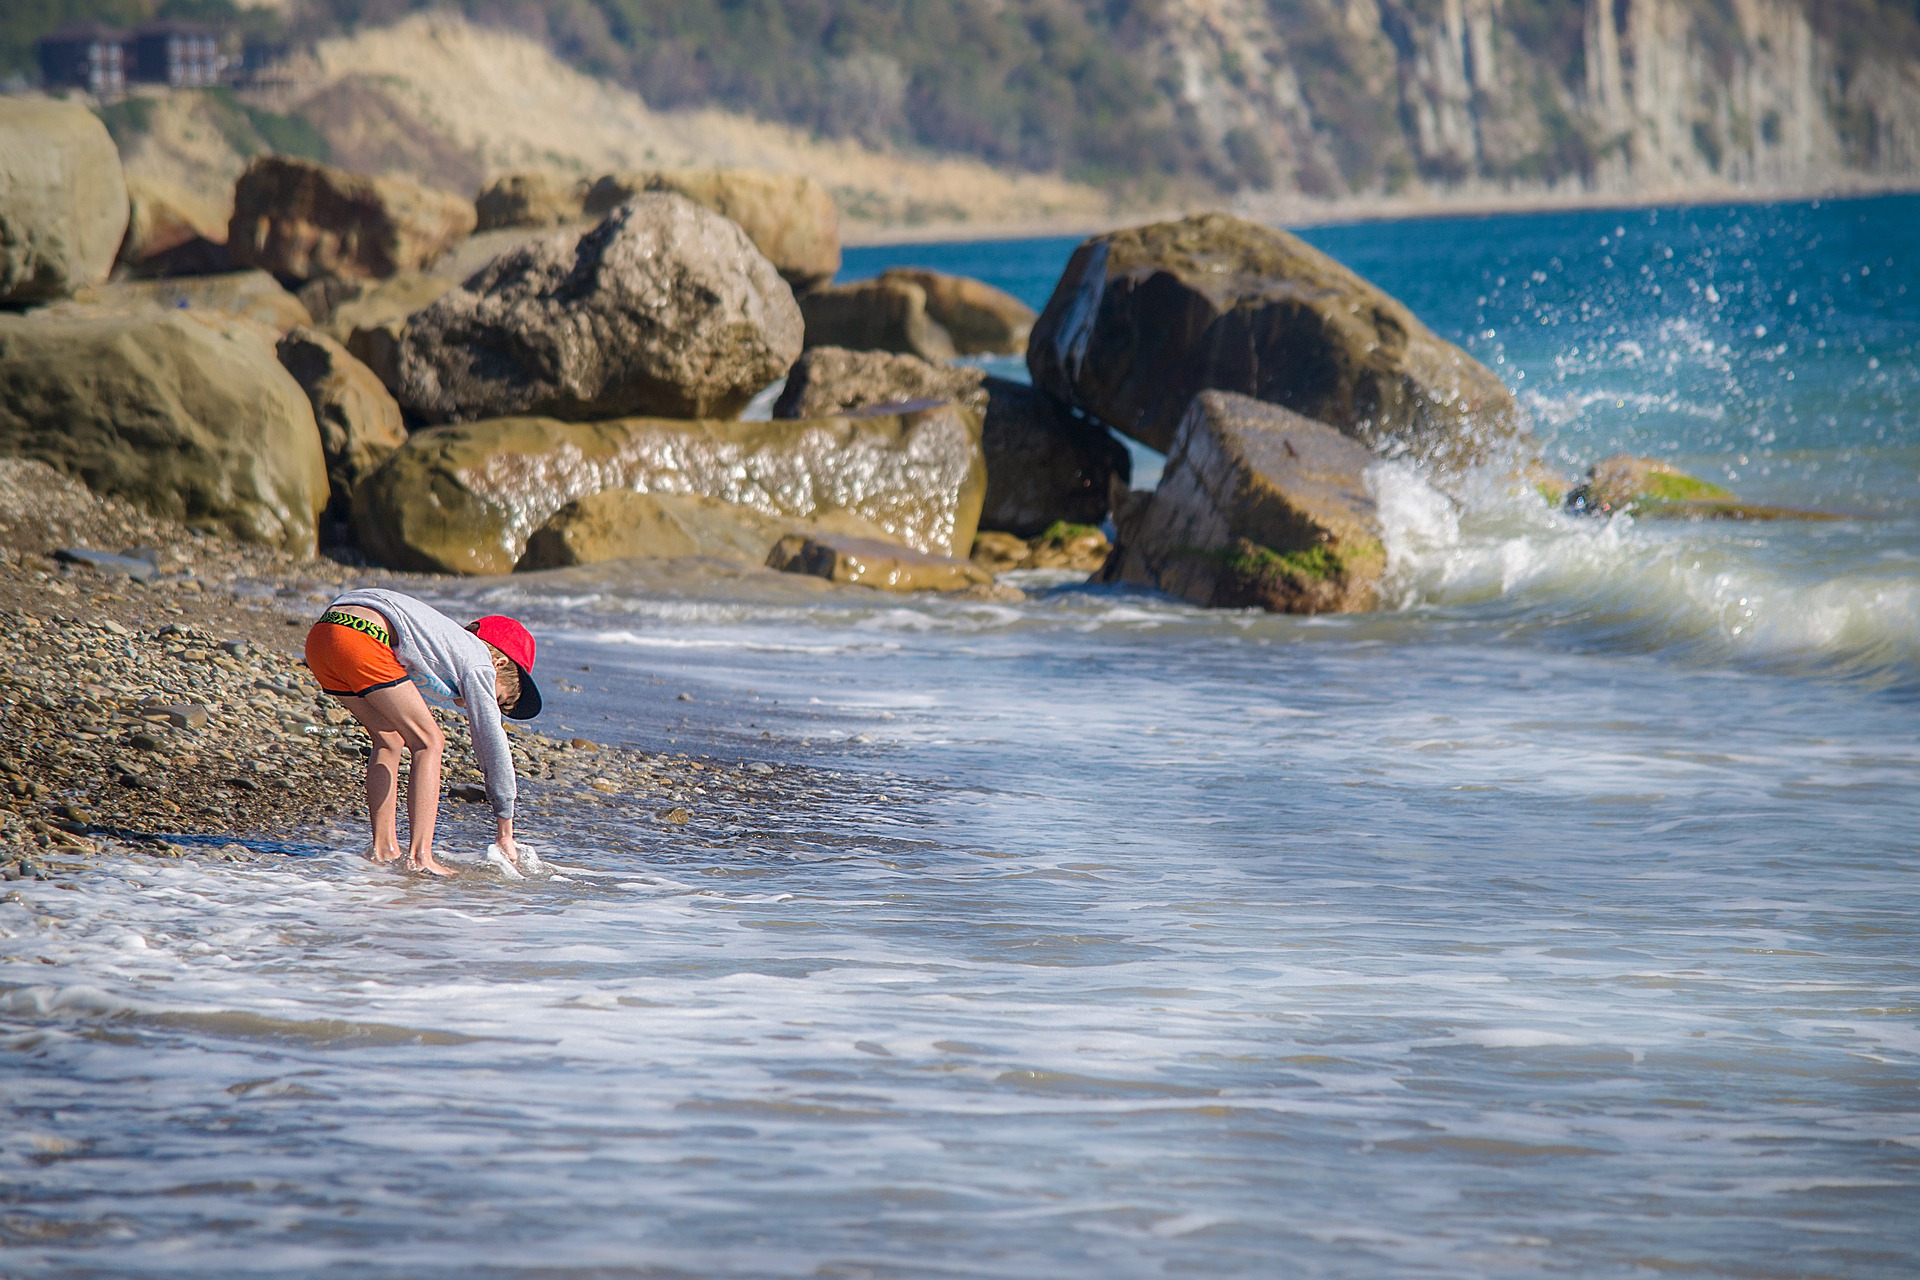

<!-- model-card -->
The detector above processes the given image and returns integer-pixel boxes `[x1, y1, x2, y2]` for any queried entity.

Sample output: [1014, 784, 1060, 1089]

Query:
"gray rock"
[1112, 391, 1386, 614]
[393, 194, 803, 424]
[0, 98, 128, 304]
[54, 548, 157, 580]
[583, 168, 840, 293]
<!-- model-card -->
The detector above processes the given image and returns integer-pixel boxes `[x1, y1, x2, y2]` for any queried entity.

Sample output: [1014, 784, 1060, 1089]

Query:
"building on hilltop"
[37, 24, 127, 97]
[36, 20, 230, 94]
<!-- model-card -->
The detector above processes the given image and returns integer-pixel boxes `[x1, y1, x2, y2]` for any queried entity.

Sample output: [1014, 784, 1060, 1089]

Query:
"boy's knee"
[412, 724, 446, 756]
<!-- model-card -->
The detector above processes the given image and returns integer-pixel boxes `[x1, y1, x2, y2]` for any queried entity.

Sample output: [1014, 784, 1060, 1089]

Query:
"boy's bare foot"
[407, 853, 457, 877]
[368, 847, 403, 865]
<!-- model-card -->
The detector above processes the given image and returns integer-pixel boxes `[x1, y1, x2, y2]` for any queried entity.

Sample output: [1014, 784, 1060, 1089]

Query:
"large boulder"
[584, 169, 839, 293]
[0, 309, 326, 553]
[773, 346, 987, 419]
[71, 270, 312, 334]
[276, 326, 408, 522]
[879, 268, 1036, 355]
[1028, 213, 1519, 464]
[1112, 391, 1384, 614]
[978, 377, 1129, 536]
[353, 403, 984, 575]
[228, 155, 477, 285]
[0, 98, 129, 304]
[517, 489, 891, 570]
[474, 172, 588, 231]
[766, 532, 993, 594]
[119, 176, 233, 278]
[799, 278, 957, 362]
[393, 194, 802, 424]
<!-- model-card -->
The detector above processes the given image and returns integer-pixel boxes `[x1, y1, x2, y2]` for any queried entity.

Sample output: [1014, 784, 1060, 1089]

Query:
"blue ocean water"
[3, 196, 1916, 1278]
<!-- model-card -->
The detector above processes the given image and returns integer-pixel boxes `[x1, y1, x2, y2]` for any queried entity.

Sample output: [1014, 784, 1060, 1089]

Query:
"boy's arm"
[460, 665, 519, 838]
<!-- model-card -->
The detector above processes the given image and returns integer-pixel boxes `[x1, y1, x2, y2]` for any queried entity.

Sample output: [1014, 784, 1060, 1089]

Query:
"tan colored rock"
[228, 155, 476, 284]
[1563, 454, 1833, 521]
[585, 169, 839, 292]
[323, 272, 456, 342]
[516, 488, 891, 570]
[394, 194, 802, 424]
[70, 270, 312, 334]
[475, 172, 588, 231]
[353, 403, 984, 574]
[969, 524, 1110, 573]
[969, 530, 1031, 573]
[1028, 212, 1520, 464]
[0, 309, 326, 553]
[276, 326, 408, 519]
[1113, 391, 1385, 614]
[774, 346, 987, 419]
[0, 98, 129, 303]
[119, 176, 232, 278]
[767, 533, 992, 593]
[878, 268, 1036, 355]
[800, 278, 957, 362]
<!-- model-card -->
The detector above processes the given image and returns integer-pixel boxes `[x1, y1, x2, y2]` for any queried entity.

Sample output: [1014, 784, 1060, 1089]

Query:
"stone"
[1112, 391, 1385, 614]
[276, 326, 409, 520]
[228, 155, 477, 285]
[878, 268, 1037, 355]
[584, 169, 840, 292]
[392, 194, 802, 424]
[325, 272, 455, 343]
[54, 548, 157, 580]
[773, 346, 988, 419]
[345, 320, 407, 397]
[140, 702, 210, 731]
[0, 309, 327, 553]
[0, 98, 128, 304]
[353, 403, 984, 574]
[969, 530, 1031, 573]
[119, 176, 233, 278]
[1021, 521, 1111, 571]
[69, 270, 312, 334]
[659, 806, 691, 825]
[516, 488, 891, 571]
[978, 377, 1130, 536]
[474, 172, 588, 231]
[1027, 212, 1520, 464]
[767, 532, 993, 593]
[799, 277, 956, 362]
[1563, 454, 1838, 522]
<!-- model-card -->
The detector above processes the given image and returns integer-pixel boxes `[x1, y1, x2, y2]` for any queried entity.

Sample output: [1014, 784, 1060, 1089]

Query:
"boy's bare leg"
[334, 698, 405, 862]
[357, 682, 454, 877]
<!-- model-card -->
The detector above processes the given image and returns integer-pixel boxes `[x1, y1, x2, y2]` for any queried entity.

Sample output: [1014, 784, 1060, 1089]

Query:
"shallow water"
[4, 196, 1918, 1277]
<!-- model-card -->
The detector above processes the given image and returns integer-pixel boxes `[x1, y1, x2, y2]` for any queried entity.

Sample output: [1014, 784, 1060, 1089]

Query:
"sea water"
[3, 197, 1917, 1278]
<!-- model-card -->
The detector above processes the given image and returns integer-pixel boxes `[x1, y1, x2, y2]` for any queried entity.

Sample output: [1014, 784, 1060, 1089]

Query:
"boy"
[304, 588, 542, 876]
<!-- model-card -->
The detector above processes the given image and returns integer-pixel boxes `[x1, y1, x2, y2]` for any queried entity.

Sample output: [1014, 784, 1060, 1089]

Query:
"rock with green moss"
[353, 403, 984, 575]
[1111, 390, 1385, 614]
[1028, 212, 1521, 465]
[1565, 454, 1840, 521]
[0, 309, 326, 553]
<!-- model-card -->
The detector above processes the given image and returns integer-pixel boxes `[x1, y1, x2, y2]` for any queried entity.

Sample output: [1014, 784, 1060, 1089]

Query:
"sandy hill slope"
[109, 13, 1113, 241]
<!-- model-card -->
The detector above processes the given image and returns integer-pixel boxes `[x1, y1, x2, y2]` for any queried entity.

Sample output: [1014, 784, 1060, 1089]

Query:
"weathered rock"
[879, 268, 1037, 355]
[970, 523, 1112, 573]
[0, 309, 326, 553]
[799, 278, 957, 362]
[353, 403, 984, 574]
[393, 194, 803, 424]
[119, 176, 232, 278]
[1113, 391, 1385, 614]
[979, 377, 1130, 536]
[1028, 212, 1520, 463]
[475, 172, 588, 231]
[228, 155, 476, 285]
[773, 346, 987, 419]
[276, 326, 408, 520]
[517, 489, 891, 570]
[0, 98, 129, 304]
[1563, 454, 1837, 521]
[969, 530, 1031, 573]
[345, 320, 407, 399]
[584, 169, 839, 292]
[767, 532, 992, 593]
[71, 270, 312, 334]
[324, 271, 455, 342]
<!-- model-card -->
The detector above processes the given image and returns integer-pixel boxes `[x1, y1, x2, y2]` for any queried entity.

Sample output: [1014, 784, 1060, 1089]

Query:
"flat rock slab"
[1115, 390, 1386, 614]
[767, 533, 992, 593]
[54, 548, 158, 581]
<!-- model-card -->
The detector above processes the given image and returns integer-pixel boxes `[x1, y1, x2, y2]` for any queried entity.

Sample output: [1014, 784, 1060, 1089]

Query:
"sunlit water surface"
[3, 196, 1917, 1278]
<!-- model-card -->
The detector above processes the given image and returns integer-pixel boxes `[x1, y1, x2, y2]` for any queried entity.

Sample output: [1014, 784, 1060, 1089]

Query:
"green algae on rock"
[1565, 455, 1840, 521]
[0, 310, 327, 555]
[1027, 212, 1521, 465]
[1110, 390, 1386, 614]
[354, 405, 986, 575]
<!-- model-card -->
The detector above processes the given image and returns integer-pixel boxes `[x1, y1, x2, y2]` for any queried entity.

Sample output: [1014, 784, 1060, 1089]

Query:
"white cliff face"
[1143, 0, 1920, 199]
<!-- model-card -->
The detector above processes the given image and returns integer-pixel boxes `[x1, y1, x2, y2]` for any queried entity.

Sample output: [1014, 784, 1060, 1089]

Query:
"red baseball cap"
[470, 615, 542, 719]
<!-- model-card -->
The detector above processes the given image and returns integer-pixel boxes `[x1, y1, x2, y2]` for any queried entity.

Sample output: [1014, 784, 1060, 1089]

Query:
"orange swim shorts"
[305, 619, 409, 698]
